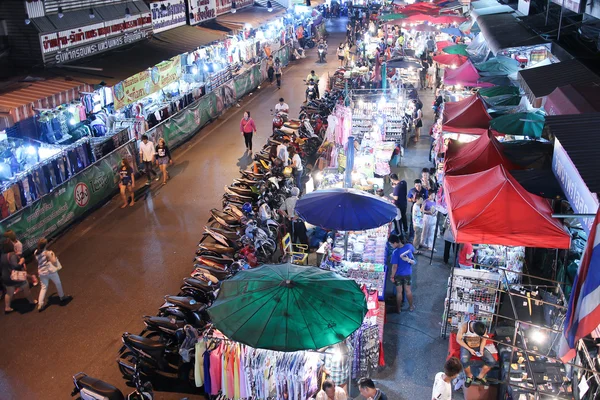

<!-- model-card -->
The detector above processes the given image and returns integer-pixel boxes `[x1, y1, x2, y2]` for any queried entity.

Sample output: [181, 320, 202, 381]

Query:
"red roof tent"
[431, 15, 467, 24]
[444, 165, 571, 249]
[544, 84, 600, 116]
[443, 94, 492, 135]
[436, 40, 454, 51]
[444, 130, 521, 175]
[444, 60, 495, 88]
[432, 53, 468, 67]
[404, 13, 438, 23]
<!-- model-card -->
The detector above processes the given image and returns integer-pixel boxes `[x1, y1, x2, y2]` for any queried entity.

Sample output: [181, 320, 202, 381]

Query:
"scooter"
[72, 362, 153, 400]
[318, 45, 326, 63]
[306, 81, 318, 102]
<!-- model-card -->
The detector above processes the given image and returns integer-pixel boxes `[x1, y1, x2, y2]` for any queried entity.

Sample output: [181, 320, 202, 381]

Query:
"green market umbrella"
[442, 44, 469, 56]
[482, 94, 522, 107]
[208, 263, 367, 352]
[475, 56, 519, 77]
[489, 112, 545, 138]
[379, 13, 408, 21]
[479, 86, 520, 98]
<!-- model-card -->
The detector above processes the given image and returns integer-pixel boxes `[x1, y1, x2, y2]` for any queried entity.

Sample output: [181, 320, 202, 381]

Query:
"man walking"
[139, 134, 158, 185]
[388, 234, 416, 312]
[389, 173, 408, 237]
[407, 179, 428, 240]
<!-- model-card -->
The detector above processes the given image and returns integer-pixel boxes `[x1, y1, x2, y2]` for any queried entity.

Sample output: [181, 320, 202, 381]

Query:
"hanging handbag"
[10, 269, 27, 282]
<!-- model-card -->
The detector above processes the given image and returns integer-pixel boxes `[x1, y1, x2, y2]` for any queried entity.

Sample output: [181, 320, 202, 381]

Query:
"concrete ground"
[0, 18, 455, 400]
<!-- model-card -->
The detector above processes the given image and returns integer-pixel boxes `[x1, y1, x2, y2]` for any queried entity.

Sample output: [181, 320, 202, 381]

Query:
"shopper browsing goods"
[388, 234, 416, 312]
[432, 357, 463, 400]
[358, 377, 388, 400]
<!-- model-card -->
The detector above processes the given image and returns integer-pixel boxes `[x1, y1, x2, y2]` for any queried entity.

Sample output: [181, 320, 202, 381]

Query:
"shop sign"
[150, 0, 187, 33]
[188, 0, 217, 25]
[552, 138, 599, 234]
[112, 55, 182, 110]
[215, 0, 253, 15]
[0, 141, 138, 254]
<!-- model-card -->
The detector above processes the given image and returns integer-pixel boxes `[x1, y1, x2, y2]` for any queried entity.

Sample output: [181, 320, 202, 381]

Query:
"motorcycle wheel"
[306, 40, 316, 49]
[118, 351, 136, 379]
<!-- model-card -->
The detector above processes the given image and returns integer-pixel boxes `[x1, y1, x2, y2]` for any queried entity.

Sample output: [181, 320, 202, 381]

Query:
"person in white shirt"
[275, 97, 289, 114]
[139, 134, 158, 185]
[277, 139, 290, 166]
[315, 379, 347, 400]
[289, 146, 303, 193]
[432, 357, 462, 400]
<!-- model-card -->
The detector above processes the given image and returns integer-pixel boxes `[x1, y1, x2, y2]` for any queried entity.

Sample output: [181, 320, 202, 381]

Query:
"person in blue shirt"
[388, 234, 416, 312]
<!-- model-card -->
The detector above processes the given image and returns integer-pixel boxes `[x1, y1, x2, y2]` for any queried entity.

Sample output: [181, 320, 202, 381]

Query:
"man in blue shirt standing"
[389, 234, 417, 313]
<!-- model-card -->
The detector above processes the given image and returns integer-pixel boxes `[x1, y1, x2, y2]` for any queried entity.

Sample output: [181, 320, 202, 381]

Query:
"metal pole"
[545, 0, 551, 25]
[557, 0, 565, 41]
[382, 61, 387, 89]
[429, 212, 441, 265]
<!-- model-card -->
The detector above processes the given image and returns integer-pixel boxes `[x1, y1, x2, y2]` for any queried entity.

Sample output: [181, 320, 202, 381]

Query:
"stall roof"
[502, 140, 554, 170]
[444, 131, 521, 175]
[510, 169, 564, 199]
[0, 78, 93, 125]
[46, 26, 227, 86]
[545, 113, 600, 194]
[442, 94, 492, 135]
[470, 0, 503, 9]
[517, 59, 600, 108]
[470, 5, 514, 19]
[476, 13, 549, 55]
[544, 84, 600, 116]
[443, 60, 495, 88]
[445, 165, 571, 249]
[216, 6, 285, 29]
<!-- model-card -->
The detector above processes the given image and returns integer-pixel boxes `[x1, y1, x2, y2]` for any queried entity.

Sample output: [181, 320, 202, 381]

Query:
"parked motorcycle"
[72, 363, 153, 400]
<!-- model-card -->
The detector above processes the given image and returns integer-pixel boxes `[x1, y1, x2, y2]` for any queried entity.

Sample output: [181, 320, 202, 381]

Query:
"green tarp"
[476, 56, 519, 76]
[443, 44, 469, 56]
[379, 13, 408, 21]
[483, 94, 522, 107]
[489, 112, 545, 138]
[479, 85, 520, 97]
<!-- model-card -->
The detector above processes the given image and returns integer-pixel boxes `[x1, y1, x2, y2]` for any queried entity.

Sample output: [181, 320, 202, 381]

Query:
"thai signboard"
[150, 0, 187, 33]
[215, 0, 255, 16]
[188, 0, 217, 25]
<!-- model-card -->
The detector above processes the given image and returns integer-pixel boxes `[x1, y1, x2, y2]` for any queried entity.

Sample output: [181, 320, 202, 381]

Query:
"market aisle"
[0, 19, 348, 400]
[368, 88, 457, 400]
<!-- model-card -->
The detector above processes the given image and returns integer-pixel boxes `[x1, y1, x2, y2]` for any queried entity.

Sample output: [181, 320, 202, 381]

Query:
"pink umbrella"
[443, 60, 495, 87]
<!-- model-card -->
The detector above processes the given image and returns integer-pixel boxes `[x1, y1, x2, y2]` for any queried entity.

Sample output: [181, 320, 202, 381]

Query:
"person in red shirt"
[458, 243, 474, 268]
[239, 111, 257, 153]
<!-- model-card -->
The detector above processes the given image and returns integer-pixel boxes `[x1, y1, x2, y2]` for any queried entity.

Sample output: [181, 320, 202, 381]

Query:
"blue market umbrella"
[441, 27, 465, 37]
[295, 188, 397, 231]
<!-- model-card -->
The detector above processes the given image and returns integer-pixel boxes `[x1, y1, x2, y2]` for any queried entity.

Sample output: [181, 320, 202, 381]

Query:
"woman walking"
[289, 146, 304, 193]
[1, 239, 37, 313]
[421, 192, 437, 251]
[274, 58, 283, 88]
[266, 55, 275, 83]
[413, 101, 423, 142]
[155, 138, 173, 185]
[337, 44, 345, 67]
[412, 197, 424, 254]
[118, 158, 135, 208]
[35, 238, 72, 312]
[240, 111, 257, 153]
[4, 230, 38, 286]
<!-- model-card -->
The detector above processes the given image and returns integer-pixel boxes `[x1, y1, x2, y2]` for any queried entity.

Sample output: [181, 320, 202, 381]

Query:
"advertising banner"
[112, 55, 182, 110]
[150, 0, 187, 33]
[215, 0, 254, 15]
[0, 142, 138, 253]
[188, 0, 217, 25]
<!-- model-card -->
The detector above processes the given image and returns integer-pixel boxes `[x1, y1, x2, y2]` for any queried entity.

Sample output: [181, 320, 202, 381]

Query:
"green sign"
[0, 141, 138, 253]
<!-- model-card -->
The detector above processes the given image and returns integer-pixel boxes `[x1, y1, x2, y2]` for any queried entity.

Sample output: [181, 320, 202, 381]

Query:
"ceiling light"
[25, 14, 31, 25]
[58, 7, 64, 18]
[89, 8, 95, 19]
[267, 0, 273, 11]
[125, 7, 131, 18]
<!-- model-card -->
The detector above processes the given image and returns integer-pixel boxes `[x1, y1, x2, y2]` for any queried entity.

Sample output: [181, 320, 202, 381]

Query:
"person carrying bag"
[1, 238, 37, 313]
[35, 238, 72, 312]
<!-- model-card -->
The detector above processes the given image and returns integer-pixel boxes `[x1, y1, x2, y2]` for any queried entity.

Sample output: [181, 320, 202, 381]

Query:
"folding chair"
[281, 233, 309, 265]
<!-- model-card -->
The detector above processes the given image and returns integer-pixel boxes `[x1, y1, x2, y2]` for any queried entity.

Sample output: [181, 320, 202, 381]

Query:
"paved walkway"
[0, 19, 455, 400]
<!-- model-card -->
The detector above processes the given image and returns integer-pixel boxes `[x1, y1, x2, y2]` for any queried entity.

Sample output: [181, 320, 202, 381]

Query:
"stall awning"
[46, 26, 228, 86]
[470, 5, 514, 20]
[443, 94, 492, 135]
[470, 0, 503, 9]
[217, 6, 285, 29]
[546, 113, 600, 194]
[445, 165, 571, 249]
[544, 84, 600, 116]
[476, 13, 549, 55]
[443, 60, 495, 88]
[0, 79, 93, 125]
[517, 59, 600, 108]
[445, 131, 521, 175]
[502, 140, 554, 170]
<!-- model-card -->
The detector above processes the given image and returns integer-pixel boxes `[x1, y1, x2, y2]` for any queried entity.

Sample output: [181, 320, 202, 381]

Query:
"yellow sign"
[112, 55, 182, 110]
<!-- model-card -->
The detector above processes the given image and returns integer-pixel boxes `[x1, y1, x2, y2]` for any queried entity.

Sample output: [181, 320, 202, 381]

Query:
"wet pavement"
[0, 18, 454, 400]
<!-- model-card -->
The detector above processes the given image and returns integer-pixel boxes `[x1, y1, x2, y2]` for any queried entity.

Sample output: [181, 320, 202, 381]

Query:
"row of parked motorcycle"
[71, 87, 344, 400]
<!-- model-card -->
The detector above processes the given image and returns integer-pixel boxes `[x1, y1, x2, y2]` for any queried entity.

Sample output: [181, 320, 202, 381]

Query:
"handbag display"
[10, 269, 27, 282]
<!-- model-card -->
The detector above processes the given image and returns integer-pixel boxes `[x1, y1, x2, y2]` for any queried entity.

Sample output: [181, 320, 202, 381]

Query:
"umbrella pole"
[429, 212, 441, 265]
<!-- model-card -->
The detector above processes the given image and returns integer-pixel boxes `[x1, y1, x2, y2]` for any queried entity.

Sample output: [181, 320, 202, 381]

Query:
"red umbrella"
[431, 15, 467, 24]
[436, 40, 454, 51]
[401, 2, 440, 12]
[432, 53, 468, 67]
[414, 23, 440, 32]
[404, 13, 436, 23]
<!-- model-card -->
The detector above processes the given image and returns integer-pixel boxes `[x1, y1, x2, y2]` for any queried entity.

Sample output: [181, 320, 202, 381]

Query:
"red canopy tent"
[432, 53, 468, 67]
[444, 165, 571, 249]
[444, 130, 521, 175]
[399, 3, 441, 14]
[431, 15, 467, 24]
[443, 94, 492, 135]
[404, 13, 437, 23]
[436, 40, 454, 52]
[444, 60, 495, 88]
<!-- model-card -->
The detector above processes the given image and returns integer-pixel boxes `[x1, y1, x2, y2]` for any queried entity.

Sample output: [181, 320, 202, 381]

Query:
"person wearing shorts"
[155, 138, 172, 185]
[118, 158, 135, 208]
[457, 321, 496, 386]
[388, 234, 416, 312]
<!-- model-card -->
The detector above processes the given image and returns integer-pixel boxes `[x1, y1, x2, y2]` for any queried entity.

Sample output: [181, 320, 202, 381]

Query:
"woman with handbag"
[35, 238, 72, 312]
[1, 239, 37, 314]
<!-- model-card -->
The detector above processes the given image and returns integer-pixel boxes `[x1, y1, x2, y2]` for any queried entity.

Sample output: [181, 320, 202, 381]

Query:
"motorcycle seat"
[124, 334, 166, 352]
[182, 277, 215, 292]
[165, 296, 208, 313]
[76, 374, 125, 400]
[143, 316, 186, 331]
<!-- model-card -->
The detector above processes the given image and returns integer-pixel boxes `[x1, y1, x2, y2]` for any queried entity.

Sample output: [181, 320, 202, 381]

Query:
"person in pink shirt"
[240, 111, 257, 153]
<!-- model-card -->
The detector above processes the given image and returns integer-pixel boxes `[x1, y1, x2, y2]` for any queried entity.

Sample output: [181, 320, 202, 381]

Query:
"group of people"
[1, 230, 72, 314]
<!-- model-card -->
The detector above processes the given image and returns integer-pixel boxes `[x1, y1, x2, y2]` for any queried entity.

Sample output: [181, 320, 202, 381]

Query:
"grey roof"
[518, 59, 600, 100]
[475, 13, 549, 54]
[546, 113, 600, 194]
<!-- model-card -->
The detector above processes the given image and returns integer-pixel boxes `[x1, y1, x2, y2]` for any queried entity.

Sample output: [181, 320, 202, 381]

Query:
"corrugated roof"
[476, 13, 549, 54]
[518, 59, 600, 105]
[152, 25, 227, 55]
[546, 113, 600, 193]
[217, 6, 285, 28]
